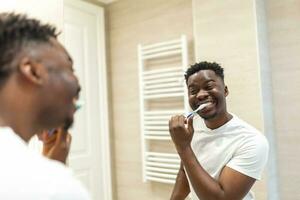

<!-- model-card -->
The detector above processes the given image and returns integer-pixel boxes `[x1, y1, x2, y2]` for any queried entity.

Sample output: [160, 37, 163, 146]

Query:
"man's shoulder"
[29, 153, 78, 185]
[0, 140, 90, 199]
[36, 154, 72, 175]
[231, 115, 262, 134]
[231, 115, 269, 151]
[35, 157, 91, 199]
[228, 115, 269, 148]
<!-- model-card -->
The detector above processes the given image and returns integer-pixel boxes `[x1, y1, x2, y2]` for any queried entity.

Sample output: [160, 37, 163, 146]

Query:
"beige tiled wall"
[192, 0, 267, 199]
[106, 0, 194, 199]
[266, 0, 300, 199]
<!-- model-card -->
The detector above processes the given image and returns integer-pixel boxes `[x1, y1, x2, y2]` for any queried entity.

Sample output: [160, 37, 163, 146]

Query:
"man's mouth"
[198, 100, 213, 107]
[197, 101, 215, 112]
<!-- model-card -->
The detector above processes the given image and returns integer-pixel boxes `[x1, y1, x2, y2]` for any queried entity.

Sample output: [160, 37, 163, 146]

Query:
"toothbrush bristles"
[186, 103, 209, 119]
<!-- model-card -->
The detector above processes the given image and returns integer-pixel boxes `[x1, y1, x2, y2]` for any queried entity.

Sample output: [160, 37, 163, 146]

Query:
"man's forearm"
[170, 164, 190, 200]
[178, 146, 225, 200]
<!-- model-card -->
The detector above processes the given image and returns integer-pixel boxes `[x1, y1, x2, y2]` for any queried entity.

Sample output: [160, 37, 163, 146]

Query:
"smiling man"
[0, 13, 89, 199]
[169, 62, 269, 200]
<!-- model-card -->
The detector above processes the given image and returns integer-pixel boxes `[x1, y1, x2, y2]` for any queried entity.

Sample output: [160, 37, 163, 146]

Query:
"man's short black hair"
[184, 61, 224, 83]
[0, 12, 59, 81]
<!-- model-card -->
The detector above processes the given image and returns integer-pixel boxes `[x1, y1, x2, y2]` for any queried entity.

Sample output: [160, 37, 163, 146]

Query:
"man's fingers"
[42, 130, 57, 144]
[178, 115, 185, 126]
[66, 134, 72, 148]
[169, 116, 177, 130]
[169, 115, 188, 133]
[187, 117, 194, 134]
[55, 128, 68, 143]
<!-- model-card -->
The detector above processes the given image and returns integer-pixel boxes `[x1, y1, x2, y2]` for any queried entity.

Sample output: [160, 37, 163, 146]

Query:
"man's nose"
[73, 74, 81, 99]
[196, 89, 209, 100]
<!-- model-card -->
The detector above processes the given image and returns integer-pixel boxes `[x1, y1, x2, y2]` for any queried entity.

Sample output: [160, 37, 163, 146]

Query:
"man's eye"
[206, 84, 214, 90]
[190, 90, 197, 95]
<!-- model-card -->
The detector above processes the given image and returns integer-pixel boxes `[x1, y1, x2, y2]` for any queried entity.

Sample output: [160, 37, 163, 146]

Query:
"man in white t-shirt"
[0, 13, 90, 199]
[169, 61, 269, 200]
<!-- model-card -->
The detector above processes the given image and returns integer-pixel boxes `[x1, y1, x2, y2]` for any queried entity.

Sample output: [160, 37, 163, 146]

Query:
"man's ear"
[224, 85, 229, 97]
[18, 57, 44, 85]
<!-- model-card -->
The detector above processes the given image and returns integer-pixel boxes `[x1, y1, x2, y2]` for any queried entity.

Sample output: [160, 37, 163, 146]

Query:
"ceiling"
[96, 0, 118, 4]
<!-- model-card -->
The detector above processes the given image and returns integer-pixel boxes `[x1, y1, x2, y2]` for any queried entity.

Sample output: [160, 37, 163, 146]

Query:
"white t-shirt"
[0, 127, 90, 200]
[187, 114, 269, 200]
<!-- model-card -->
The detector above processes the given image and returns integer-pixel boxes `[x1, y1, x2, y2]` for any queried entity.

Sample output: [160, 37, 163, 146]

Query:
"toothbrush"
[75, 100, 84, 111]
[186, 103, 210, 119]
[48, 100, 84, 136]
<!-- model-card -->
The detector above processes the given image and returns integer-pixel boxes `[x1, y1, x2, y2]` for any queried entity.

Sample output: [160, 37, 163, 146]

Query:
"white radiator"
[138, 35, 189, 184]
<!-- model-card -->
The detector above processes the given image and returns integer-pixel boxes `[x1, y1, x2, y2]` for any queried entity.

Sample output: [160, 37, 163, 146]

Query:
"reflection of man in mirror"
[169, 61, 269, 200]
[0, 13, 90, 199]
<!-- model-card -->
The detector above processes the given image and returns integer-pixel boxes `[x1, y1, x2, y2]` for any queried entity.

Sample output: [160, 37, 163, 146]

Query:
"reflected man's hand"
[169, 115, 194, 153]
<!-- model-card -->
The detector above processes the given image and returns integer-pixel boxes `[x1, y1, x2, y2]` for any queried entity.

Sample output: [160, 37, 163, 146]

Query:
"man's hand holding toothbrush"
[169, 103, 209, 154]
[40, 128, 72, 164]
[39, 100, 83, 164]
[169, 115, 194, 154]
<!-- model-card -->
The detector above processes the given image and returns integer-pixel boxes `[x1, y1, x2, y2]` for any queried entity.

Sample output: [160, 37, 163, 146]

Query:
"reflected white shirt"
[0, 127, 90, 200]
[187, 114, 269, 200]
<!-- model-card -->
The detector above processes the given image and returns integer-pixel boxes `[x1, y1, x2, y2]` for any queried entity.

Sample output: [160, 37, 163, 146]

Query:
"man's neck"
[204, 112, 233, 130]
[0, 114, 37, 142]
[0, 82, 37, 142]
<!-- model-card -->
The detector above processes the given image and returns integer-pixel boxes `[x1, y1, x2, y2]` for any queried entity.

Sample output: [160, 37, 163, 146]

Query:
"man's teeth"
[198, 102, 212, 110]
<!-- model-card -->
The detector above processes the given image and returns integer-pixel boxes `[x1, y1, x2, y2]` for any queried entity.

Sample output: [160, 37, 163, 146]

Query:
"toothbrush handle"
[48, 128, 56, 136]
[186, 112, 194, 119]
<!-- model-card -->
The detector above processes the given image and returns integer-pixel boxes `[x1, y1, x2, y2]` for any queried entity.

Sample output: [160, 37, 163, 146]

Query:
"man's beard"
[200, 112, 217, 120]
[62, 117, 74, 131]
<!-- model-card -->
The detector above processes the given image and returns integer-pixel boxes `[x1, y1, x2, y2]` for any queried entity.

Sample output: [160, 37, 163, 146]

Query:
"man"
[169, 62, 269, 200]
[0, 13, 90, 199]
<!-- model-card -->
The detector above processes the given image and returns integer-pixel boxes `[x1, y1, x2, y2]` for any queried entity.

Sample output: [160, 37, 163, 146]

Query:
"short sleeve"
[226, 134, 269, 180]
